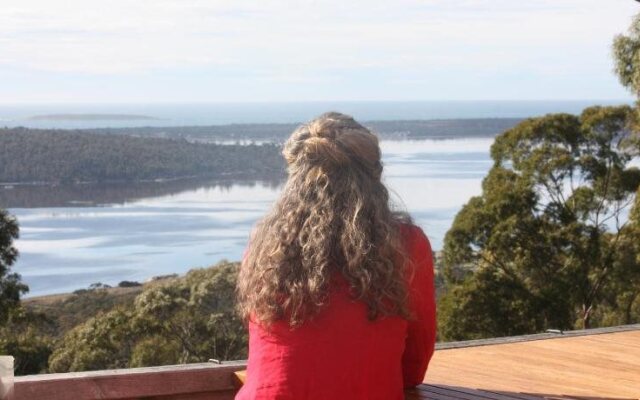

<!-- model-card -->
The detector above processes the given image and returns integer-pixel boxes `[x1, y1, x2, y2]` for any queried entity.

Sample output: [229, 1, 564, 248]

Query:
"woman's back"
[236, 223, 436, 400]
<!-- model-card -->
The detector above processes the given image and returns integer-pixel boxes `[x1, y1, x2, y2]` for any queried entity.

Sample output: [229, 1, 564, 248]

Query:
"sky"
[1, 0, 638, 104]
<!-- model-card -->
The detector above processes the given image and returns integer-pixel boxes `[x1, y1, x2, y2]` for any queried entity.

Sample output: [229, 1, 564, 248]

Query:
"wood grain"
[425, 331, 640, 399]
[15, 362, 246, 400]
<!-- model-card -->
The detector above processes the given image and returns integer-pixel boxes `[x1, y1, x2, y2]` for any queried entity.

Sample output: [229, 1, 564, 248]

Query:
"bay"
[7, 138, 492, 297]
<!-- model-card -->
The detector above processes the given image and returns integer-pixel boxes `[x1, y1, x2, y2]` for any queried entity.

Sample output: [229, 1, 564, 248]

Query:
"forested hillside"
[88, 118, 523, 142]
[1, 261, 246, 375]
[0, 128, 285, 184]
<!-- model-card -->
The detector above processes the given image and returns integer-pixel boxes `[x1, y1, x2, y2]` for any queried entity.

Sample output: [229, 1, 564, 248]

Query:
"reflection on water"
[8, 138, 494, 296]
[0, 178, 282, 208]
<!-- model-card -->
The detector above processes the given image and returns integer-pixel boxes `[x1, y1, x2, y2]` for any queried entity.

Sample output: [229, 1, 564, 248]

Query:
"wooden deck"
[11, 325, 640, 400]
[417, 326, 640, 400]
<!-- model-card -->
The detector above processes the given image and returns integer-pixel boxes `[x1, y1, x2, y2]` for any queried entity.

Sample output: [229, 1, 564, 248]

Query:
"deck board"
[406, 384, 546, 400]
[423, 331, 640, 400]
[426, 384, 537, 400]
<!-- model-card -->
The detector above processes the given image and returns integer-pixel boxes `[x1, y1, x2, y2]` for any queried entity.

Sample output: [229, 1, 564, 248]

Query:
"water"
[0, 100, 628, 129]
[7, 138, 493, 297]
[7, 99, 629, 297]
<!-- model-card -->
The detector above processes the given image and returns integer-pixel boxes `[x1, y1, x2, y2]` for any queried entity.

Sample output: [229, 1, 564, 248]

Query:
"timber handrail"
[12, 324, 640, 400]
[14, 361, 247, 400]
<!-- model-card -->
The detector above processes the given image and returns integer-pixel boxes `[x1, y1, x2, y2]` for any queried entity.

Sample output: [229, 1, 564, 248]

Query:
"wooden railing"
[12, 324, 640, 400]
[14, 361, 246, 400]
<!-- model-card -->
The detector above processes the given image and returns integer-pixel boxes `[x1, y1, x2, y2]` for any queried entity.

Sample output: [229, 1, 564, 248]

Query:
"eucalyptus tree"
[49, 261, 248, 372]
[0, 208, 26, 324]
[614, 12, 640, 96]
[439, 106, 640, 340]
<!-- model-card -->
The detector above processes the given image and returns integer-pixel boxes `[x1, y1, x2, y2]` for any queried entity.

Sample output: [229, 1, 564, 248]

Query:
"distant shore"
[1, 100, 626, 130]
[85, 117, 524, 142]
[27, 113, 161, 121]
[21, 273, 181, 303]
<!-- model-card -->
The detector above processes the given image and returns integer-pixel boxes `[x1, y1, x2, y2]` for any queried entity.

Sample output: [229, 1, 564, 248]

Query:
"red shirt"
[236, 224, 437, 400]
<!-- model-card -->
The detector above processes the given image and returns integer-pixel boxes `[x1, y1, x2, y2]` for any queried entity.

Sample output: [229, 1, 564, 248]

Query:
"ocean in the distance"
[0, 100, 630, 129]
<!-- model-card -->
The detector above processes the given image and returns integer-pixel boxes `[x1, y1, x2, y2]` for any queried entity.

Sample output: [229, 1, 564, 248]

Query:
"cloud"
[0, 0, 637, 102]
[0, 0, 636, 74]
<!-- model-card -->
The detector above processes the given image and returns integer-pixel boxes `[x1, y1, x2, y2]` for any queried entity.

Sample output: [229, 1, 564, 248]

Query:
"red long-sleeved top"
[236, 224, 437, 400]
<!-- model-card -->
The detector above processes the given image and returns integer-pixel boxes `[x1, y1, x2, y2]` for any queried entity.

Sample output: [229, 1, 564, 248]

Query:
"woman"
[236, 112, 436, 400]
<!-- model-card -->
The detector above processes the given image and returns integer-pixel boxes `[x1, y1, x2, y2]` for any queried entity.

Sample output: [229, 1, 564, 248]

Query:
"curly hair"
[237, 112, 411, 327]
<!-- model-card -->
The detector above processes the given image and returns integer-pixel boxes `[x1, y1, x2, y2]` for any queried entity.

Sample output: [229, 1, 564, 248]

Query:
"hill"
[86, 118, 523, 142]
[0, 127, 285, 184]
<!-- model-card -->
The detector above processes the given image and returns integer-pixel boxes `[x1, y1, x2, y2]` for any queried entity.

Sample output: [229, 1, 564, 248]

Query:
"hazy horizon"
[0, 98, 634, 106]
[1, 99, 632, 129]
[1, 0, 638, 104]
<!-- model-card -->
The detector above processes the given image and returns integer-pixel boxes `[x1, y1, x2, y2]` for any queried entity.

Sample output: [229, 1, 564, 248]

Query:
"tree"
[593, 187, 640, 326]
[0, 208, 27, 324]
[131, 261, 247, 364]
[49, 261, 248, 372]
[613, 13, 640, 96]
[48, 307, 135, 372]
[0, 309, 56, 375]
[0, 208, 57, 376]
[439, 106, 640, 340]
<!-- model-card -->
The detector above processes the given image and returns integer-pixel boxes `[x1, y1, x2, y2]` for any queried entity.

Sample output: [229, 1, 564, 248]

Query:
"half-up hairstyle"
[237, 112, 411, 327]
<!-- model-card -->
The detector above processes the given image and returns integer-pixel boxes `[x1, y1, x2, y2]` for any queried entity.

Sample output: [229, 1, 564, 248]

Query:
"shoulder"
[398, 223, 433, 276]
[398, 223, 431, 252]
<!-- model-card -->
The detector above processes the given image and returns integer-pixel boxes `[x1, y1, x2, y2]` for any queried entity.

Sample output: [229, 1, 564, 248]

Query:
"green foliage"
[30, 288, 141, 335]
[440, 106, 640, 340]
[613, 13, 640, 95]
[0, 128, 285, 184]
[0, 308, 55, 375]
[48, 261, 247, 373]
[0, 208, 27, 324]
[48, 307, 135, 372]
[438, 268, 542, 341]
[592, 188, 640, 326]
[129, 336, 182, 368]
[118, 281, 142, 288]
[131, 262, 246, 364]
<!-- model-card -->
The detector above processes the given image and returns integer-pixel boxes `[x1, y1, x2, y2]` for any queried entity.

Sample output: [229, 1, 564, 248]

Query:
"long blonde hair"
[237, 112, 410, 327]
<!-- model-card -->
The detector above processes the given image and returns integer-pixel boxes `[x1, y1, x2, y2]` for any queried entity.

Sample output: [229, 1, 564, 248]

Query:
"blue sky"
[1, 0, 638, 104]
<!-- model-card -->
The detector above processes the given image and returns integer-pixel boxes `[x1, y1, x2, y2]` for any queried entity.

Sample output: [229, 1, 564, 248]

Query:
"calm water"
[8, 138, 492, 297]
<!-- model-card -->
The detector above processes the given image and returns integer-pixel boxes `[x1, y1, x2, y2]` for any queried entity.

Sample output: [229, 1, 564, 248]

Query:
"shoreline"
[0, 174, 283, 188]
[2, 117, 522, 140]
[21, 272, 185, 303]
